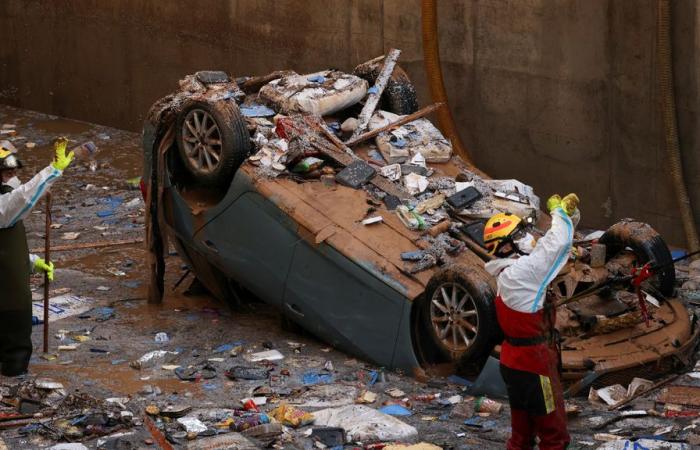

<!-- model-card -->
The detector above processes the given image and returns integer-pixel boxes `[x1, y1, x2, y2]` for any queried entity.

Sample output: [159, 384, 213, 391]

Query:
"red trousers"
[501, 364, 570, 450]
[508, 406, 570, 450]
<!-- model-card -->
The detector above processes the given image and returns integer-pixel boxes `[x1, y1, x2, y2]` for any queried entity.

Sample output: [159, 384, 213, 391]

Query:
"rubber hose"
[657, 0, 700, 253]
[421, 0, 472, 163]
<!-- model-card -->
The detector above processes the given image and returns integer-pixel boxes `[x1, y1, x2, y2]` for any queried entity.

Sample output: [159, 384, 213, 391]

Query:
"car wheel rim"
[182, 109, 222, 174]
[430, 282, 479, 355]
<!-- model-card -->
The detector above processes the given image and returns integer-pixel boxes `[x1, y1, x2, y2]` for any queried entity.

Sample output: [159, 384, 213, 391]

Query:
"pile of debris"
[240, 49, 540, 274]
[0, 377, 138, 448]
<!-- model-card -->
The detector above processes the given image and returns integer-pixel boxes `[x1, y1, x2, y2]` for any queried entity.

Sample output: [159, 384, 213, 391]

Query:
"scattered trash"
[404, 172, 429, 195]
[385, 388, 405, 398]
[240, 104, 276, 118]
[245, 349, 285, 362]
[379, 404, 412, 416]
[225, 366, 270, 381]
[32, 295, 92, 323]
[362, 216, 383, 225]
[474, 396, 502, 415]
[154, 332, 169, 343]
[310, 427, 346, 447]
[303, 371, 334, 385]
[269, 404, 314, 428]
[380, 163, 401, 181]
[589, 384, 629, 406]
[313, 404, 418, 442]
[260, 70, 367, 116]
[130, 350, 178, 370]
[369, 110, 452, 163]
[336, 160, 376, 189]
[177, 416, 208, 433]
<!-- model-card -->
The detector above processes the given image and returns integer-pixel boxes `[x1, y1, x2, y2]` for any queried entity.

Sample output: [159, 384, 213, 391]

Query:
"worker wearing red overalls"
[484, 193, 579, 450]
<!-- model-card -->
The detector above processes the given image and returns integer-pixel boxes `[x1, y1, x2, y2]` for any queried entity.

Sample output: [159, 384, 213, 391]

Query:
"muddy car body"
[143, 67, 699, 386]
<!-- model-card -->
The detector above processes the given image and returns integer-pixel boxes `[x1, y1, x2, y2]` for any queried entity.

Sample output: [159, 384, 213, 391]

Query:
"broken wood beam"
[30, 237, 144, 254]
[239, 70, 295, 94]
[306, 117, 412, 200]
[317, 123, 356, 156]
[345, 102, 444, 147]
[350, 48, 401, 140]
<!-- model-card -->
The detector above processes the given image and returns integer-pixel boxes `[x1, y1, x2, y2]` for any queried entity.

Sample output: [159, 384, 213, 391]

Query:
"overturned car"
[142, 56, 699, 388]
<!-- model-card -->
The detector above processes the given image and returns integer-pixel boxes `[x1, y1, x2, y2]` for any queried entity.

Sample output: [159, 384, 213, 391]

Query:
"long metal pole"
[42, 193, 52, 354]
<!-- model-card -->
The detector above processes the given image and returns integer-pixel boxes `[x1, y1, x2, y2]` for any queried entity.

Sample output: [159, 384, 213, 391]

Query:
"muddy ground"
[0, 104, 699, 449]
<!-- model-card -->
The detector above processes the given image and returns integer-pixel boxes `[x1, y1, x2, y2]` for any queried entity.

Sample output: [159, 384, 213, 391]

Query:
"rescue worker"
[0, 138, 73, 377]
[483, 193, 580, 450]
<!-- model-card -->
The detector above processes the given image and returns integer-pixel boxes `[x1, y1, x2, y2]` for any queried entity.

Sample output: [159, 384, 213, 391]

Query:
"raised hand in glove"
[546, 194, 562, 213]
[34, 257, 54, 281]
[51, 137, 74, 171]
[546, 193, 579, 217]
[561, 193, 580, 216]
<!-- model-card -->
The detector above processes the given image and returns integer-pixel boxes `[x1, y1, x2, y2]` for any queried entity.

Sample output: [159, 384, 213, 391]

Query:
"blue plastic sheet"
[378, 404, 412, 416]
[302, 371, 334, 385]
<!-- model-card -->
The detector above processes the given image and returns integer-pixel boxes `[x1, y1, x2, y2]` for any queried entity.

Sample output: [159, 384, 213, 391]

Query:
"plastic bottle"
[71, 141, 98, 172]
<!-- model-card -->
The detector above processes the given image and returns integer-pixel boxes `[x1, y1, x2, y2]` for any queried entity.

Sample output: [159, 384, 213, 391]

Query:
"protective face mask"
[5, 176, 20, 189]
[514, 232, 536, 255]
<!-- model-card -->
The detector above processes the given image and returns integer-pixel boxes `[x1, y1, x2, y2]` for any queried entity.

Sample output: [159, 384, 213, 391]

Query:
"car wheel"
[175, 100, 250, 187]
[415, 266, 498, 367]
[599, 219, 675, 297]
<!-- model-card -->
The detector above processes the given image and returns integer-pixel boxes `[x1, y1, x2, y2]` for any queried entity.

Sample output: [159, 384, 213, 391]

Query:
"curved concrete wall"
[1, 0, 698, 245]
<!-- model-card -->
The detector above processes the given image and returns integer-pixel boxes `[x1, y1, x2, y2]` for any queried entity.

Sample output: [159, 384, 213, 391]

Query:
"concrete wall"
[1, 0, 699, 246]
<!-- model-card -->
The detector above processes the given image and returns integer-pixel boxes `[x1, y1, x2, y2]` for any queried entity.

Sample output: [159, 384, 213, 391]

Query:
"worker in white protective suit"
[0, 138, 73, 376]
[483, 193, 580, 450]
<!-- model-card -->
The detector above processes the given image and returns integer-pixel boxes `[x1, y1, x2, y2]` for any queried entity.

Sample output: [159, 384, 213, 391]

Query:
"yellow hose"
[657, 0, 700, 253]
[421, 0, 472, 163]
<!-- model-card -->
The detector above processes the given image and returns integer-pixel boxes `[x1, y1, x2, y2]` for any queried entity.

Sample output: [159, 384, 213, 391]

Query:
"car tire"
[599, 219, 675, 297]
[175, 99, 251, 187]
[415, 265, 499, 367]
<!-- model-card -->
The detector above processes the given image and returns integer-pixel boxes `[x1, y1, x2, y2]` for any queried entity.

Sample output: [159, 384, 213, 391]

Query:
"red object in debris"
[665, 410, 700, 418]
[632, 262, 653, 326]
[243, 399, 259, 412]
[139, 177, 147, 201]
[413, 394, 438, 402]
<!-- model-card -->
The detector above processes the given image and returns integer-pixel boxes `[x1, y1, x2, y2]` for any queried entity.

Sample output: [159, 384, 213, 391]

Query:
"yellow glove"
[34, 258, 54, 281]
[546, 194, 562, 213]
[561, 193, 580, 216]
[52, 137, 74, 171]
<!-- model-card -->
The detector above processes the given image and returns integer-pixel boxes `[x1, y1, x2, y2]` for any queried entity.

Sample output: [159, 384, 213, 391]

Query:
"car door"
[194, 191, 299, 306]
[283, 240, 407, 366]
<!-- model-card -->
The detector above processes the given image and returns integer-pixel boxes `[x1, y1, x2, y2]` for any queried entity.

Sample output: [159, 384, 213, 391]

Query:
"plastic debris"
[303, 371, 334, 385]
[313, 405, 417, 442]
[269, 404, 314, 428]
[177, 416, 208, 433]
[225, 366, 270, 381]
[362, 216, 383, 225]
[379, 404, 412, 416]
[240, 104, 276, 118]
[245, 349, 284, 362]
[129, 350, 178, 370]
[404, 172, 429, 195]
[380, 163, 401, 181]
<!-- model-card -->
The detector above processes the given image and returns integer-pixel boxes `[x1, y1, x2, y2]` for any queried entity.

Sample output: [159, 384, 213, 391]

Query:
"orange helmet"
[483, 212, 523, 255]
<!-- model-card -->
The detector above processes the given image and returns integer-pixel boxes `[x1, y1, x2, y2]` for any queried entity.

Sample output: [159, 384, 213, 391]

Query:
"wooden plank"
[306, 117, 412, 200]
[349, 48, 401, 140]
[30, 237, 144, 254]
[344, 102, 444, 147]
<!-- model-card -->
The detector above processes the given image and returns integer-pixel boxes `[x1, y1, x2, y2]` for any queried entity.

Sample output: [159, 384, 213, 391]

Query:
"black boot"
[0, 309, 33, 377]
